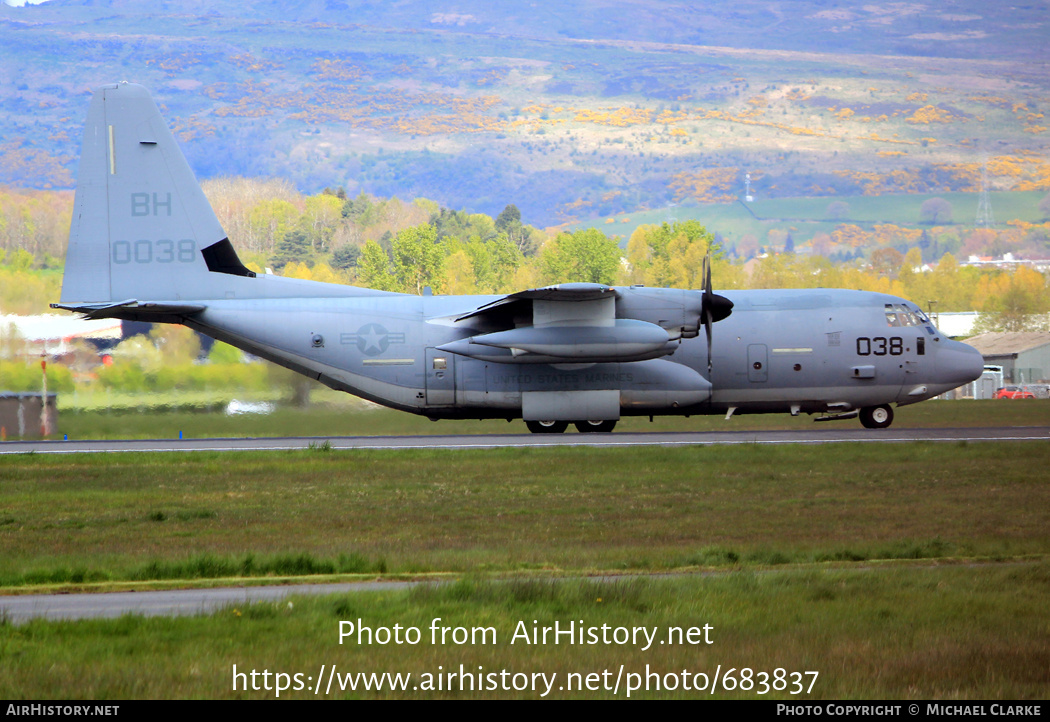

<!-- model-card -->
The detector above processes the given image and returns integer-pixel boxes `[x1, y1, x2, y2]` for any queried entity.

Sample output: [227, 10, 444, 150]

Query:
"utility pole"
[40, 355, 50, 437]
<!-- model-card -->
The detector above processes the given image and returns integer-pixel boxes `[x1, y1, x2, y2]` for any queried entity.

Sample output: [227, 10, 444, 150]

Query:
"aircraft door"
[747, 344, 768, 383]
[903, 335, 926, 380]
[425, 348, 456, 406]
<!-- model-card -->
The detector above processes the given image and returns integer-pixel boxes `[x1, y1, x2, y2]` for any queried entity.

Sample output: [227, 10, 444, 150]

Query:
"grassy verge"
[45, 397, 1050, 441]
[2, 565, 1047, 698]
[1, 443, 1047, 587]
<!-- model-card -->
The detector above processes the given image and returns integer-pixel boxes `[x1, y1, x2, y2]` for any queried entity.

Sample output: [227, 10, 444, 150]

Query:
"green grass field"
[575, 190, 1048, 248]
[2, 400, 1048, 699]
[3, 565, 1047, 699]
[2, 441, 1048, 586]
[48, 396, 1050, 440]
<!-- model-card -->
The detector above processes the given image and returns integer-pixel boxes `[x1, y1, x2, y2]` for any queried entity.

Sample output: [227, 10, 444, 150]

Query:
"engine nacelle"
[438, 319, 677, 364]
[616, 286, 704, 339]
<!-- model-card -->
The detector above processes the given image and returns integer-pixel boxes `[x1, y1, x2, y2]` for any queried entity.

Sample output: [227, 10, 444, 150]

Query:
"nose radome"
[940, 339, 985, 385]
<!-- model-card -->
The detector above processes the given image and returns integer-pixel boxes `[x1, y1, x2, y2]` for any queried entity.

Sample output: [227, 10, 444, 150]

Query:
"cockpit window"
[885, 303, 920, 327]
[884, 303, 935, 328]
[900, 303, 938, 334]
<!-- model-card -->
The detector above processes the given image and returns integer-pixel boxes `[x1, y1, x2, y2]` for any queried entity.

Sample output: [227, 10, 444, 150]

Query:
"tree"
[248, 198, 300, 254]
[6, 247, 33, 271]
[871, 248, 904, 278]
[920, 198, 953, 225]
[331, 244, 361, 270]
[270, 229, 314, 272]
[392, 224, 444, 294]
[341, 191, 372, 221]
[539, 227, 622, 285]
[485, 234, 525, 291]
[495, 204, 521, 231]
[495, 204, 528, 252]
[826, 201, 850, 220]
[203, 178, 300, 254]
[356, 240, 396, 291]
[923, 252, 979, 311]
[897, 248, 924, 296]
[443, 249, 476, 294]
[301, 193, 344, 253]
[1039, 192, 1050, 220]
[973, 267, 1050, 332]
[148, 325, 201, 364]
[736, 233, 760, 260]
[208, 341, 243, 364]
[309, 261, 344, 285]
[626, 220, 715, 288]
[267, 362, 316, 408]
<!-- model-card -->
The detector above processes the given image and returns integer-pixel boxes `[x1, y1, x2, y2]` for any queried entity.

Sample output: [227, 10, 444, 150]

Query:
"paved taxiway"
[0, 581, 421, 625]
[1, 426, 1048, 454]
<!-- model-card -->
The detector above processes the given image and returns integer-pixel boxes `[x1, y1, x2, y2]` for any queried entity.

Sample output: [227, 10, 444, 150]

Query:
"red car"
[994, 386, 1036, 399]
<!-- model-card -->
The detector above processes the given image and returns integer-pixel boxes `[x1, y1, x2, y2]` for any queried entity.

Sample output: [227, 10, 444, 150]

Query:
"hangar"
[965, 332, 1050, 386]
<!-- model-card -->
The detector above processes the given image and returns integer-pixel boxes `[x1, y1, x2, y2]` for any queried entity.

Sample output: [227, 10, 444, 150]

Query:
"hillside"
[1, 0, 1048, 227]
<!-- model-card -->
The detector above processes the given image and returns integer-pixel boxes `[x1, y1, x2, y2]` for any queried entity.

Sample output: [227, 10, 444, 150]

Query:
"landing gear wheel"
[525, 420, 569, 434]
[859, 404, 894, 429]
[574, 420, 617, 433]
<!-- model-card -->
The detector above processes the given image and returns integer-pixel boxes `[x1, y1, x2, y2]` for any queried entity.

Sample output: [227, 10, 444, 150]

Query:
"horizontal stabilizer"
[50, 299, 206, 320]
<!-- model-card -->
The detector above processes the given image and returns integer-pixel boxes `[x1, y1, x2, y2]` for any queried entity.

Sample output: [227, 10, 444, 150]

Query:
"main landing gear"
[859, 404, 894, 429]
[525, 420, 617, 434]
[574, 420, 617, 433]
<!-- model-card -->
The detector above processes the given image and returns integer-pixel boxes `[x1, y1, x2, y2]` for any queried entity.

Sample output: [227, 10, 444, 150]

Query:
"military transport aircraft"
[53, 83, 984, 432]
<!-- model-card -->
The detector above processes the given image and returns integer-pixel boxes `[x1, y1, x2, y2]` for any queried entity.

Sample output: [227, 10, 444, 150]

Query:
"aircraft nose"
[939, 339, 985, 385]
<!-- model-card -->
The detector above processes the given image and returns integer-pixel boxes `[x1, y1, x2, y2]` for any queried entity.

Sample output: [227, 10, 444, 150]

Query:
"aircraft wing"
[441, 283, 678, 364]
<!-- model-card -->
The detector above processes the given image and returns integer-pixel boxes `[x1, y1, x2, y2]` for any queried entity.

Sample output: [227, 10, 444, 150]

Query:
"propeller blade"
[699, 253, 733, 376]
[703, 254, 713, 374]
[705, 301, 713, 376]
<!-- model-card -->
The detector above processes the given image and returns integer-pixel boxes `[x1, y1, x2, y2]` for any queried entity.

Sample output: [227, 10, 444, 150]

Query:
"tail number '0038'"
[112, 240, 196, 264]
[857, 336, 904, 356]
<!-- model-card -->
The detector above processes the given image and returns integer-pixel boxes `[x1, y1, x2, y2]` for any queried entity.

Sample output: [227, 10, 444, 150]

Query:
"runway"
[0, 426, 1047, 454]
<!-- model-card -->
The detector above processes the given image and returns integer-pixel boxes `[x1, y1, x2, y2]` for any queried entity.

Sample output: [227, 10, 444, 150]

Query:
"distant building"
[934, 312, 980, 338]
[965, 332, 1050, 385]
[0, 314, 122, 358]
[0, 392, 57, 439]
[962, 254, 1050, 273]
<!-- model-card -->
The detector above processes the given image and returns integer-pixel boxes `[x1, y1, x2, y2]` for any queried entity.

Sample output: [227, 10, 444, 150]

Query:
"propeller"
[701, 254, 734, 376]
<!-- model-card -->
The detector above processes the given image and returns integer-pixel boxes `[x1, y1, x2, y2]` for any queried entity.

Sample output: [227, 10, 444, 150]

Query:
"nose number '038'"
[112, 239, 196, 264]
[856, 336, 904, 356]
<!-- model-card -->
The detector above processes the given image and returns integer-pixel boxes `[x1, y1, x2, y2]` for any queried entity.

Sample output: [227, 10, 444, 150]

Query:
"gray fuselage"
[181, 284, 983, 421]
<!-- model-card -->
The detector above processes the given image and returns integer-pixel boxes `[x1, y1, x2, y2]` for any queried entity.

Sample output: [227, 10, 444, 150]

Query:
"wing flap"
[455, 283, 618, 323]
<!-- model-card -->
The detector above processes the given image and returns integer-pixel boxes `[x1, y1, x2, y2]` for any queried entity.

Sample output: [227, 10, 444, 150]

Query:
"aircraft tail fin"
[60, 82, 246, 305]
